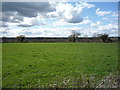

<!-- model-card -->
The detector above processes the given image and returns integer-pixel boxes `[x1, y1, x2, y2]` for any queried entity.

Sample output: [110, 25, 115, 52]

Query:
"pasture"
[2, 43, 118, 88]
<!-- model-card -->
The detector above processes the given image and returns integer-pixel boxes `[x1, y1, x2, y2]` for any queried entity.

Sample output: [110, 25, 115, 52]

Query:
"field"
[2, 43, 118, 88]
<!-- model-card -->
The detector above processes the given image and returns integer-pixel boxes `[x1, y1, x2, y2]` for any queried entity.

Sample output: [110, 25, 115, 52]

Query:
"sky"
[0, 1, 119, 37]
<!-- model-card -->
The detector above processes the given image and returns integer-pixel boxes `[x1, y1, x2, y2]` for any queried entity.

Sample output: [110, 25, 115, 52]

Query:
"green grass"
[2, 43, 118, 88]
[0, 43, 2, 88]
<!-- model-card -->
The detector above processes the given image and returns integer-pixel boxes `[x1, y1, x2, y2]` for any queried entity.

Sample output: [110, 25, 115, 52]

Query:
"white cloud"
[47, 11, 59, 18]
[111, 12, 118, 17]
[17, 14, 47, 27]
[1, 23, 118, 37]
[1, 26, 84, 37]
[18, 17, 38, 27]
[96, 8, 112, 16]
[53, 19, 69, 26]
[79, 19, 91, 24]
[47, 3, 95, 23]
[53, 17, 92, 27]
[47, 2, 95, 23]
[27, 18, 38, 25]
[102, 17, 109, 20]
[47, 3, 83, 23]
[90, 21, 103, 27]
[2, 2, 96, 29]
[111, 14, 118, 17]
[97, 24, 118, 31]
[2, 2, 95, 28]
[80, 2, 95, 8]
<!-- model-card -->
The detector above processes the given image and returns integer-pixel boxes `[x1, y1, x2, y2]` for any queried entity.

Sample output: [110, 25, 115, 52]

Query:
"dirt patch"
[96, 73, 119, 89]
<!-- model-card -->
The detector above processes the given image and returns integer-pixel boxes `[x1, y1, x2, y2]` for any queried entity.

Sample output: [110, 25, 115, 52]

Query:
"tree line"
[68, 30, 112, 43]
[2, 31, 112, 43]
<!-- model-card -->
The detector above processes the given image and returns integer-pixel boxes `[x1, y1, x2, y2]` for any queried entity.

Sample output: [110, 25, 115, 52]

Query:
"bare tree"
[68, 30, 80, 42]
[92, 33, 101, 42]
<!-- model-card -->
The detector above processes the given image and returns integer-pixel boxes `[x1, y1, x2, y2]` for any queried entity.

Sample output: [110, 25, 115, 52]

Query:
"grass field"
[2, 43, 118, 88]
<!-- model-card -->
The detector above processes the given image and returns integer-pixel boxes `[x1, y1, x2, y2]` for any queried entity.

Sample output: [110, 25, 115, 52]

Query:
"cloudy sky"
[1, 1, 118, 37]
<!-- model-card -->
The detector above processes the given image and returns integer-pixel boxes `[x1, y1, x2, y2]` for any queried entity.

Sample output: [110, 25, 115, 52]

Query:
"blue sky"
[1, 2, 118, 37]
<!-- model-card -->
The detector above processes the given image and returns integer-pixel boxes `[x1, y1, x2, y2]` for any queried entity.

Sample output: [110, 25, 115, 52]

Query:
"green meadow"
[2, 43, 118, 88]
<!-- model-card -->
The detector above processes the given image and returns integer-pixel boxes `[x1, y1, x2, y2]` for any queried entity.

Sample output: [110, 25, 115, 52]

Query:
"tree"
[2, 37, 7, 43]
[68, 30, 80, 42]
[16, 35, 25, 43]
[99, 33, 112, 42]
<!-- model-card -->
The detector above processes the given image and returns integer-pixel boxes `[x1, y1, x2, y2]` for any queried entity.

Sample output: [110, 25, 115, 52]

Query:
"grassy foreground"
[2, 43, 118, 88]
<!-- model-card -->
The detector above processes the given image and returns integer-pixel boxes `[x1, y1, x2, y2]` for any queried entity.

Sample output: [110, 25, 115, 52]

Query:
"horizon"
[1, 36, 119, 38]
